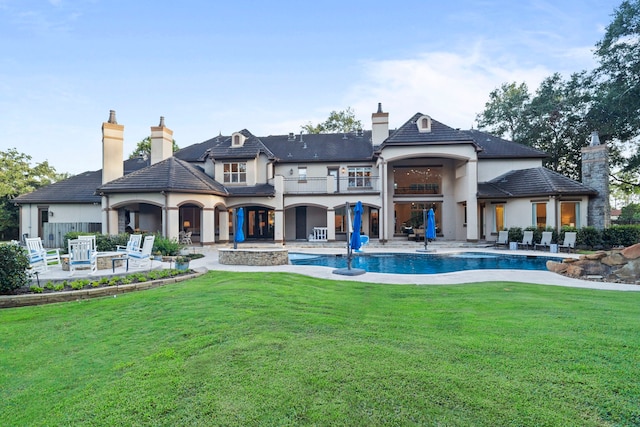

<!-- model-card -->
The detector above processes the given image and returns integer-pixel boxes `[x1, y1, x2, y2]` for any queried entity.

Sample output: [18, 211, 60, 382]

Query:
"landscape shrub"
[153, 233, 181, 256]
[0, 243, 30, 294]
[577, 226, 603, 249]
[508, 227, 523, 243]
[602, 225, 640, 248]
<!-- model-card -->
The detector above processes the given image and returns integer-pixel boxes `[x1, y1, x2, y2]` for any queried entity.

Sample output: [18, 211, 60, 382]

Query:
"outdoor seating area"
[18, 234, 160, 281]
[492, 230, 577, 253]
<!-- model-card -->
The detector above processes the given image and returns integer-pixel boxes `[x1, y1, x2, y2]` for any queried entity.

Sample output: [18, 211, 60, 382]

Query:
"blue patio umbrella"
[350, 201, 363, 252]
[426, 208, 436, 240]
[235, 208, 245, 243]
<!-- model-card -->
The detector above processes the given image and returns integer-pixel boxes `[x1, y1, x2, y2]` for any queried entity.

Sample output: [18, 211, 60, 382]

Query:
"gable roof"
[379, 113, 476, 149]
[13, 157, 150, 204]
[97, 157, 227, 195]
[261, 131, 374, 163]
[175, 129, 275, 162]
[465, 130, 547, 159]
[478, 167, 597, 198]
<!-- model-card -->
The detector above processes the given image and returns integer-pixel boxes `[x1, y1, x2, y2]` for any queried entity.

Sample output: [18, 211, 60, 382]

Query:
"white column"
[219, 210, 230, 242]
[466, 160, 478, 241]
[274, 209, 284, 243]
[326, 208, 335, 241]
[201, 208, 216, 244]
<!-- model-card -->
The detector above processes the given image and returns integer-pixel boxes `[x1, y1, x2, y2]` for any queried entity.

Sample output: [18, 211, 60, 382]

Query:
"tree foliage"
[476, 1, 640, 186]
[475, 82, 530, 140]
[0, 149, 66, 240]
[129, 136, 180, 159]
[301, 107, 363, 134]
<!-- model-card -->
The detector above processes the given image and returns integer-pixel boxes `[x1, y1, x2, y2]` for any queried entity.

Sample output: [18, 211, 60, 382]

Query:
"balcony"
[283, 176, 380, 194]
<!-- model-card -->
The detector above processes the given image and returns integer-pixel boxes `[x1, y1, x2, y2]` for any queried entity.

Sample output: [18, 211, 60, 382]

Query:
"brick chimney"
[102, 110, 124, 184]
[371, 102, 389, 146]
[581, 131, 610, 230]
[150, 116, 174, 165]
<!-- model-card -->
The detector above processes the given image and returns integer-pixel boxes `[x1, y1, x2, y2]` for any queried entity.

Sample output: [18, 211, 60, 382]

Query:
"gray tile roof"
[226, 183, 275, 197]
[175, 129, 275, 162]
[97, 157, 227, 195]
[379, 113, 476, 148]
[13, 157, 149, 204]
[478, 167, 597, 198]
[466, 130, 547, 159]
[261, 131, 374, 163]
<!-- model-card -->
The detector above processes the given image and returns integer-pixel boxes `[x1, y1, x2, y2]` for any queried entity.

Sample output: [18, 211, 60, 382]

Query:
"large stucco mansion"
[15, 104, 607, 247]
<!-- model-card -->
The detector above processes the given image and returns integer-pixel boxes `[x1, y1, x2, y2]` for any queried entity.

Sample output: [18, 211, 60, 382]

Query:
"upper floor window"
[231, 132, 246, 147]
[393, 166, 442, 194]
[348, 167, 372, 188]
[224, 162, 247, 183]
[417, 115, 432, 133]
[298, 167, 307, 181]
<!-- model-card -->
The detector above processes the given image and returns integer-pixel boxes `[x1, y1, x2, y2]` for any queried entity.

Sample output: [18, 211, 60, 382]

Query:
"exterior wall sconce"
[48, 211, 54, 217]
[341, 167, 346, 174]
[289, 168, 294, 175]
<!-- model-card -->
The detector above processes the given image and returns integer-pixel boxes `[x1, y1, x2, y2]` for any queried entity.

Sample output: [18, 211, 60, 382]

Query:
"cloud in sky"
[0, 0, 622, 174]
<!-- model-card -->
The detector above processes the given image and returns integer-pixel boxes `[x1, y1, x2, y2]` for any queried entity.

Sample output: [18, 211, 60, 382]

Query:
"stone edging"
[0, 268, 207, 309]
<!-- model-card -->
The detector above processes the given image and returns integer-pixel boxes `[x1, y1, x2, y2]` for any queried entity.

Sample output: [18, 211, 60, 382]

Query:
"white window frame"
[348, 166, 372, 188]
[223, 162, 247, 183]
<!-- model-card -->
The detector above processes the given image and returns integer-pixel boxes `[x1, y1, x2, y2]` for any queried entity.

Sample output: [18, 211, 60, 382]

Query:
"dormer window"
[232, 132, 246, 147]
[417, 115, 432, 133]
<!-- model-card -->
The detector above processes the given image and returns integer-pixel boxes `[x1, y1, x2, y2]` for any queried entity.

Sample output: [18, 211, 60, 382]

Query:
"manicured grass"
[1, 272, 639, 426]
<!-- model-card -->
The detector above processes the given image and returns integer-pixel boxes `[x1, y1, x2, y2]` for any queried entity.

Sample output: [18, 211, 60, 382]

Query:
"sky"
[0, 0, 624, 174]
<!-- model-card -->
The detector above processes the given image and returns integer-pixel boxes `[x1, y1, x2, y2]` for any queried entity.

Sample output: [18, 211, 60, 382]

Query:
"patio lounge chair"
[559, 232, 577, 253]
[68, 238, 98, 276]
[494, 230, 509, 248]
[128, 235, 155, 269]
[534, 231, 553, 251]
[517, 230, 534, 250]
[25, 237, 48, 272]
[117, 234, 142, 253]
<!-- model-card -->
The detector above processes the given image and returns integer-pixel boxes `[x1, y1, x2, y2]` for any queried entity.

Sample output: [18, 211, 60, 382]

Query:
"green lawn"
[1, 272, 639, 426]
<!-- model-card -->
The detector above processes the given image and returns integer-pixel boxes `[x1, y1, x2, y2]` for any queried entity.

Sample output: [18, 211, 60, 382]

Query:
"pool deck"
[31, 242, 640, 291]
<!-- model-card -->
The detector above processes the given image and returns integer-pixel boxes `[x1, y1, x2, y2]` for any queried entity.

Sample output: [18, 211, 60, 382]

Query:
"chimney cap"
[108, 110, 118, 124]
[377, 102, 383, 113]
[159, 116, 165, 127]
[590, 131, 601, 146]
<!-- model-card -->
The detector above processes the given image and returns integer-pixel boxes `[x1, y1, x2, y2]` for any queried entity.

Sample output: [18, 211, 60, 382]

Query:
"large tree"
[0, 149, 66, 240]
[129, 136, 180, 159]
[475, 82, 530, 141]
[301, 107, 363, 134]
[593, 0, 640, 181]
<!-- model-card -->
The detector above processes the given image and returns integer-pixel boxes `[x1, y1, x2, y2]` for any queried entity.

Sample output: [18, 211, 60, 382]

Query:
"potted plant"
[174, 256, 190, 271]
[153, 251, 163, 261]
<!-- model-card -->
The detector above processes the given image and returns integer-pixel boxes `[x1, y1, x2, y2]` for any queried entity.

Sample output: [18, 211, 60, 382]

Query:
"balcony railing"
[283, 176, 380, 194]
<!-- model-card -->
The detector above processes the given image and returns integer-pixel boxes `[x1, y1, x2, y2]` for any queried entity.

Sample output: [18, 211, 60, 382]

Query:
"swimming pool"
[288, 252, 558, 274]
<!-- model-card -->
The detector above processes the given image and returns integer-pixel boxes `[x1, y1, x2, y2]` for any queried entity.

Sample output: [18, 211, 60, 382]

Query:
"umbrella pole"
[423, 208, 428, 251]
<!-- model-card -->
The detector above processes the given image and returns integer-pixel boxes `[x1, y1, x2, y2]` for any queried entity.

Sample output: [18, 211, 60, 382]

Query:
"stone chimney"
[150, 116, 174, 165]
[371, 102, 389, 146]
[102, 110, 124, 184]
[581, 131, 610, 230]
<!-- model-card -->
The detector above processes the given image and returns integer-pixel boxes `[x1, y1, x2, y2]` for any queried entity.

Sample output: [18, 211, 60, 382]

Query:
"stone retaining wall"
[218, 248, 289, 266]
[547, 243, 640, 284]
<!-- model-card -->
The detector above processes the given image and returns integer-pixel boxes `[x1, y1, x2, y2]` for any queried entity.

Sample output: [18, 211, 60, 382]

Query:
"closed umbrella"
[234, 208, 245, 249]
[350, 201, 363, 252]
[426, 208, 436, 240]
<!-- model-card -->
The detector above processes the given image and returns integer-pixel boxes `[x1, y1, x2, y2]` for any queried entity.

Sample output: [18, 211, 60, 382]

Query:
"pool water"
[288, 252, 557, 274]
